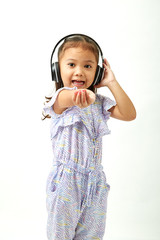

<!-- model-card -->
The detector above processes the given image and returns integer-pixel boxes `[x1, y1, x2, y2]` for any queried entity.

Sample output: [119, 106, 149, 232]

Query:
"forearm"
[56, 89, 76, 109]
[54, 89, 96, 112]
[107, 79, 136, 120]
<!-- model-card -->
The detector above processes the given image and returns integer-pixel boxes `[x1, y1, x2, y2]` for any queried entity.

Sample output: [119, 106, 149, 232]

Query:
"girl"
[42, 34, 136, 240]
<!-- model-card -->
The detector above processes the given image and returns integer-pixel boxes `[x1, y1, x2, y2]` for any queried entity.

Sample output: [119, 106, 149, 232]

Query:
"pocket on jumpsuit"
[104, 182, 110, 194]
[100, 171, 111, 213]
[46, 165, 65, 212]
[102, 171, 110, 192]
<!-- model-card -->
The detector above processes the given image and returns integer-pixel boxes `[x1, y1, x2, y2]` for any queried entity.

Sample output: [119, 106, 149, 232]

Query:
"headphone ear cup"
[93, 65, 105, 85]
[51, 62, 62, 83]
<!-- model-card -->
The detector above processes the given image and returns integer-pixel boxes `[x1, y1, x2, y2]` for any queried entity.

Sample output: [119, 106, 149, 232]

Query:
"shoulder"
[93, 93, 116, 119]
[95, 93, 116, 108]
[94, 93, 111, 107]
[89, 94, 105, 114]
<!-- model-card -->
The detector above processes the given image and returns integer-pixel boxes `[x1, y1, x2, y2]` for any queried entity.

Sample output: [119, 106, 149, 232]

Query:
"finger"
[104, 58, 111, 68]
[83, 90, 89, 107]
[82, 90, 86, 103]
[76, 91, 81, 106]
[80, 90, 87, 107]
[85, 90, 89, 104]
[80, 90, 84, 104]
[103, 62, 110, 71]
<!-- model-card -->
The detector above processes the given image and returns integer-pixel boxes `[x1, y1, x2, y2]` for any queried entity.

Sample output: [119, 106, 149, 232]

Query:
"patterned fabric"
[43, 87, 116, 240]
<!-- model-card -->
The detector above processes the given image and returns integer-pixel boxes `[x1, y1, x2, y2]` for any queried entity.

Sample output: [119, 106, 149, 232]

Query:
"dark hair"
[56, 35, 99, 93]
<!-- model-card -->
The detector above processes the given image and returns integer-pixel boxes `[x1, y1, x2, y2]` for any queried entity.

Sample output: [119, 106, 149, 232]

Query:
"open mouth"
[72, 80, 85, 86]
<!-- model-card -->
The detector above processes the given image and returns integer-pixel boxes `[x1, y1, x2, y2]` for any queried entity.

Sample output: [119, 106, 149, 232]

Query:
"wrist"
[106, 78, 117, 88]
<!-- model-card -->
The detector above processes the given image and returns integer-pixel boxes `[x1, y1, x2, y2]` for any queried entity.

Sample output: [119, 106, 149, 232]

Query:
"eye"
[84, 64, 92, 68]
[68, 63, 75, 67]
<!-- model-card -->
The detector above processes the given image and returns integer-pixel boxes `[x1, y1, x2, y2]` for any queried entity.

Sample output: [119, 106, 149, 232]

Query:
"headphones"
[50, 34, 105, 86]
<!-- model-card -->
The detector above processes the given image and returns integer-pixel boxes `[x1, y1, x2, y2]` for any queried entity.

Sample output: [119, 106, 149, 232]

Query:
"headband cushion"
[51, 62, 62, 83]
[92, 65, 104, 86]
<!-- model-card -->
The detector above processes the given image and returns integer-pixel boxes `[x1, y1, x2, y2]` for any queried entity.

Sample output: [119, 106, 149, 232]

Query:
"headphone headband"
[50, 33, 104, 68]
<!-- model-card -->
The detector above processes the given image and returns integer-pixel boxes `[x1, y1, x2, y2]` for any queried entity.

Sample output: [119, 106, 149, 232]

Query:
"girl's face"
[59, 47, 97, 89]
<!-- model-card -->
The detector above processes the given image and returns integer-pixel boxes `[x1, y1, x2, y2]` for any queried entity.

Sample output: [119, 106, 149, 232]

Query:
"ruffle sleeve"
[43, 86, 77, 118]
[97, 94, 116, 121]
[95, 94, 116, 138]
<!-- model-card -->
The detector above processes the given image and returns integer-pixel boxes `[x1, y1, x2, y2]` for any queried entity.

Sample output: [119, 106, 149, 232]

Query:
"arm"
[94, 58, 136, 121]
[106, 80, 136, 121]
[53, 89, 96, 114]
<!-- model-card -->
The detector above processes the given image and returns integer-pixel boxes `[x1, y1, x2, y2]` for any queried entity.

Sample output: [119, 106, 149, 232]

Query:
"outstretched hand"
[72, 89, 96, 109]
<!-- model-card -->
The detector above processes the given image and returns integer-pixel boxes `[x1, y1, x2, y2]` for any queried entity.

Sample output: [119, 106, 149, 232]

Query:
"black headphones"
[50, 34, 105, 86]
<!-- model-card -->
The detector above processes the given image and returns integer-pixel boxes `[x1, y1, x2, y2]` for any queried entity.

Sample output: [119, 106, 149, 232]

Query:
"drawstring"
[85, 165, 103, 206]
[85, 170, 97, 206]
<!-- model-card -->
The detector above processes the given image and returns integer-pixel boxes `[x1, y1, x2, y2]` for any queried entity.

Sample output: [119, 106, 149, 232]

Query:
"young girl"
[42, 34, 136, 240]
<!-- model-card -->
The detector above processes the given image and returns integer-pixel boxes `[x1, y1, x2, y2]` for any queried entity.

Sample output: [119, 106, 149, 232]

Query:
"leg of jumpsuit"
[73, 165, 110, 240]
[46, 161, 110, 240]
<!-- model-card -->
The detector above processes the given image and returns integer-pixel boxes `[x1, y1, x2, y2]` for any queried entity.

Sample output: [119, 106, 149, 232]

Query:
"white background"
[0, 0, 160, 239]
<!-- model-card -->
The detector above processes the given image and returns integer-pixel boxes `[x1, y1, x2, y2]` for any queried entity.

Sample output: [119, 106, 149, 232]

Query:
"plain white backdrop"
[0, 0, 160, 239]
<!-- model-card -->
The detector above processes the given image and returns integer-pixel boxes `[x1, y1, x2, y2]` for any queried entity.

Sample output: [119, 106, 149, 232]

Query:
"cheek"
[61, 65, 71, 74]
[89, 70, 96, 80]
[60, 66, 68, 77]
[60, 68, 72, 83]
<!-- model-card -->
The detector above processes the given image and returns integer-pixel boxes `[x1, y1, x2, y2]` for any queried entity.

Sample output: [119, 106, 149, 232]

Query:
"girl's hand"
[94, 58, 116, 88]
[72, 89, 96, 109]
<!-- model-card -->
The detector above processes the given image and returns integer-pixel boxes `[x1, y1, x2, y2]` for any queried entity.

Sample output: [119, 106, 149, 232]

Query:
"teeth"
[72, 80, 84, 85]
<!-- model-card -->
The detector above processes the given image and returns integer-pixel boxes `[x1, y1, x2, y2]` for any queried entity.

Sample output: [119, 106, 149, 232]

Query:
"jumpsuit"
[43, 86, 116, 240]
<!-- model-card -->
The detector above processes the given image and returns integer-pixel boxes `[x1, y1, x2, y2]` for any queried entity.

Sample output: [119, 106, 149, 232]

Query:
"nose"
[74, 66, 84, 76]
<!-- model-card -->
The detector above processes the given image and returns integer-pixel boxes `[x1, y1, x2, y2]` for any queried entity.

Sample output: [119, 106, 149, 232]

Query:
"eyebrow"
[66, 58, 95, 63]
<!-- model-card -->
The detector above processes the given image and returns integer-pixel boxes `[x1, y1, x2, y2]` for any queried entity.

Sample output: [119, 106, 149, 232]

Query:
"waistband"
[52, 160, 104, 207]
[52, 160, 103, 175]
